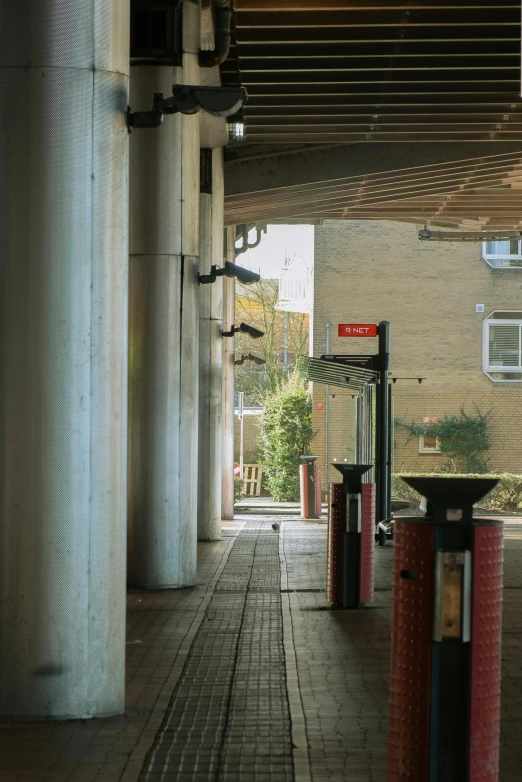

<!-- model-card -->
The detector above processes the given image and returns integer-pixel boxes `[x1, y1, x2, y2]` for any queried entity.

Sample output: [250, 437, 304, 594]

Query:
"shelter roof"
[223, 1, 522, 145]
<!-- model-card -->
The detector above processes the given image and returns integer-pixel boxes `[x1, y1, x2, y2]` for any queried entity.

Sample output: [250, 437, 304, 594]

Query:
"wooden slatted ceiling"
[222, 0, 522, 143]
[224, 150, 522, 228]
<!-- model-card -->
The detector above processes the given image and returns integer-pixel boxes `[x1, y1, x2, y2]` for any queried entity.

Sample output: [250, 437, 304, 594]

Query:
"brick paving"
[281, 516, 522, 782]
[0, 514, 521, 781]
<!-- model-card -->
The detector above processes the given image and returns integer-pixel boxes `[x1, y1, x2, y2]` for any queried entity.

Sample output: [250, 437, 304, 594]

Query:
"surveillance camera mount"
[222, 324, 240, 338]
[127, 84, 248, 130]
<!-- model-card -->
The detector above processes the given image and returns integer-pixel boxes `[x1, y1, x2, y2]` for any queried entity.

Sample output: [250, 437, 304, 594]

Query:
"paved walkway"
[1, 515, 521, 781]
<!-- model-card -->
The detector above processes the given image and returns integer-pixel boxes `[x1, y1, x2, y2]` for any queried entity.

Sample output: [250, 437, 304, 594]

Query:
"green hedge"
[392, 473, 522, 512]
[258, 377, 312, 502]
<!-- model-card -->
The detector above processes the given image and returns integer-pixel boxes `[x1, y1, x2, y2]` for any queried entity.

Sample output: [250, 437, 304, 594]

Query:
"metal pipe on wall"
[0, 0, 129, 719]
[127, 0, 200, 587]
[198, 149, 225, 541]
[221, 228, 236, 520]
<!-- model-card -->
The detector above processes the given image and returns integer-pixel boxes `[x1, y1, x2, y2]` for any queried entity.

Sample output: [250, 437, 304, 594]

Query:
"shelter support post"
[0, 0, 129, 719]
[127, 1, 200, 587]
[198, 149, 225, 541]
[222, 228, 236, 520]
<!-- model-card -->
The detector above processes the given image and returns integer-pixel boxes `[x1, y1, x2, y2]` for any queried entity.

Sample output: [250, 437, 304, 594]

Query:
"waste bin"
[388, 476, 502, 782]
[326, 464, 373, 608]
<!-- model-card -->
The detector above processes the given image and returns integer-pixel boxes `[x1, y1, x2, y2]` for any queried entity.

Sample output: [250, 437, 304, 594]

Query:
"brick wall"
[313, 220, 522, 488]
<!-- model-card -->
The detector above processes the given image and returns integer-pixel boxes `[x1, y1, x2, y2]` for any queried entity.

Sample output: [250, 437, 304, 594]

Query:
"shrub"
[395, 408, 491, 473]
[258, 375, 312, 501]
[234, 476, 243, 503]
[392, 472, 522, 512]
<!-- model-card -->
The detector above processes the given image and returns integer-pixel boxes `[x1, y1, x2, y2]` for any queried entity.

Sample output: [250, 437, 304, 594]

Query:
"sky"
[236, 224, 314, 279]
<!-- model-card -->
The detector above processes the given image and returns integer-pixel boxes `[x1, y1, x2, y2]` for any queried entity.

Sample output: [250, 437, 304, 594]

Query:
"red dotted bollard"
[327, 483, 345, 605]
[360, 483, 376, 604]
[388, 523, 435, 780]
[469, 525, 503, 780]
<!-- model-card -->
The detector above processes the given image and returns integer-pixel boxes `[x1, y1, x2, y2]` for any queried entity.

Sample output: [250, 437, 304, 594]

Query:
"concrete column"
[128, 1, 200, 587]
[222, 228, 236, 520]
[198, 150, 225, 540]
[0, 0, 129, 719]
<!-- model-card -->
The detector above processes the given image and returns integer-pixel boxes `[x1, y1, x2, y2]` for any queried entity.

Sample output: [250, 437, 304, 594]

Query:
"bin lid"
[401, 475, 498, 510]
[332, 464, 373, 491]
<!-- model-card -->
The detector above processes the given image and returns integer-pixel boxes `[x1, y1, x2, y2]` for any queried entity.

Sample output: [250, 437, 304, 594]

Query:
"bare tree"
[234, 278, 309, 405]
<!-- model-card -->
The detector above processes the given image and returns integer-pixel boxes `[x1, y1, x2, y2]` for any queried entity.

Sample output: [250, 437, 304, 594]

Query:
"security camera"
[238, 323, 264, 339]
[189, 86, 247, 118]
[234, 352, 266, 366]
[199, 261, 260, 286]
[128, 84, 248, 129]
[223, 262, 260, 285]
[247, 353, 266, 365]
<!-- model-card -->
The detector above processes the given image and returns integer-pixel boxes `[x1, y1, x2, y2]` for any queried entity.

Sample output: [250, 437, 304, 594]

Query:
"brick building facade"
[312, 220, 522, 488]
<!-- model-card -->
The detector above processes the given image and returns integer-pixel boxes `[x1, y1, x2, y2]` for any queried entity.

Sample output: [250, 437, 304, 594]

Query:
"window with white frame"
[482, 240, 522, 269]
[419, 434, 441, 454]
[483, 311, 522, 382]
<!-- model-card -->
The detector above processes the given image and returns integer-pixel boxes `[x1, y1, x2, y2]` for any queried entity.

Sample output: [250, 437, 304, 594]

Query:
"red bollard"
[388, 476, 503, 782]
[360, 483, 376, 604]
[327, 483, 345, 604]
[300, 456, 319, 519]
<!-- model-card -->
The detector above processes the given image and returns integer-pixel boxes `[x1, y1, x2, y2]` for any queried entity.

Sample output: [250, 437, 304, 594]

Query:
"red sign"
[338, 324, 378, 337]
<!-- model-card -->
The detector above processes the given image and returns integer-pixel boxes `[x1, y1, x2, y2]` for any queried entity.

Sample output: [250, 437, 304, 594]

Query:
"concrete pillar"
[128, 1, 200, 588]
[0, 0, 129, 719]
[198, 150, 225, 540]
[222, 228, 236, 520]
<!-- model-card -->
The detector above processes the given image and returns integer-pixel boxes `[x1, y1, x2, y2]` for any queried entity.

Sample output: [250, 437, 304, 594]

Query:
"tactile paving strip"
[139, 522, 294, 782]
[469, 524, 503, 781]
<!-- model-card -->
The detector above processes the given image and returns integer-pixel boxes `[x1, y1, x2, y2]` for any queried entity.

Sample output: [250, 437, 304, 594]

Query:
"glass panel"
[488, 324, 521, 367]
[423, 435, 438, 450]
[485, 240, 510, 256]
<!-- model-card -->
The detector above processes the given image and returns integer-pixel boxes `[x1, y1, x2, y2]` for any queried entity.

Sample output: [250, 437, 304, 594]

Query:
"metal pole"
[367, 384, 375, 481]
[387, 383, 393, 519]
[128, 1, 200, 587]
[325, 322, 331, 495]
[0, 0, 129, 719]
[376, 321, 390, 526]
[356, 392, 364, 464]
[238, 391, 244, 483]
